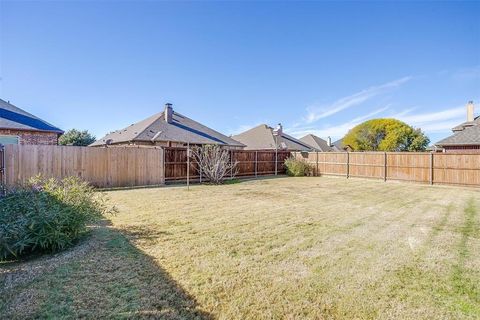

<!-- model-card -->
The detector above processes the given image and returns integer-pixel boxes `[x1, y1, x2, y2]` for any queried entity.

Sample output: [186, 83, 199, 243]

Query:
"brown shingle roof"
[435, 111, 480, 147]
[90, 106, 244, 147]
[435, 125, 480, 146]
[231, 124, 312, 151]
[452, 115, 480, 131]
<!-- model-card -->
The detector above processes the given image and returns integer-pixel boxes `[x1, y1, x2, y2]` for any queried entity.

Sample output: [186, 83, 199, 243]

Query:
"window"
[0, 135, 19, 145]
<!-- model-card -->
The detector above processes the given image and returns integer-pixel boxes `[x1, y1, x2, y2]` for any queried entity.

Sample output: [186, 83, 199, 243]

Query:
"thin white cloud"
[304, 76, 411, 124]
[419, 120, 465, 133]
[289, 103, 472, 140]
[349, 105, 390, 123]
[394, 106, 465, 124]
[288, 105, 390, 139]
[391, 105, 469, 133]
[289, 122, 356, 140]
[451, 65, 480, 81]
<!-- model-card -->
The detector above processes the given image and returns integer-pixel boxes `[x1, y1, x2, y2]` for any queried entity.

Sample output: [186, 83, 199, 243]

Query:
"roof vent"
[151, 131, 163, 142]
[164, 103, 173, 123]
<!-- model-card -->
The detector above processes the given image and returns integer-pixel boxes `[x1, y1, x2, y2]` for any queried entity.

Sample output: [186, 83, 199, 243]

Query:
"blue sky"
[1, 1, 479, 143]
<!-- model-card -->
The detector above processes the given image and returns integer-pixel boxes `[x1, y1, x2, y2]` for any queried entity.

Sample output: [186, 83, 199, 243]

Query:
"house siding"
[0, 129, 59, 145]
[443, 145, 480, 153]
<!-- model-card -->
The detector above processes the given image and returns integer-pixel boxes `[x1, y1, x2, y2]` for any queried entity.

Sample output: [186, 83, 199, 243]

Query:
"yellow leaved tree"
[342, 118, 429, 151]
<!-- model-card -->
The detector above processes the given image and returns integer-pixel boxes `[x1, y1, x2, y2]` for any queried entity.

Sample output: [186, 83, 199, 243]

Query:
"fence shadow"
[1, 220, 212, 319]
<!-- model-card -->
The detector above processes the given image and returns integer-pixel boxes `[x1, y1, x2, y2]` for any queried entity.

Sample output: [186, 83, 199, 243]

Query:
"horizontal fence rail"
[293, 151, 480, 187]
[164, 147, 291, 181]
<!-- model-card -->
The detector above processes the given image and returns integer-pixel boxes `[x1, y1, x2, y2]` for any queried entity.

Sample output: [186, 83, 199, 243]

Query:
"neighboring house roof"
[435, 104, 479, 147]
[299, 134, 333, 152]
[331, 138, 348, 151]
[0, 98, 63, 134]
[91, 105, 245, 147]
[231, 124, 312, 151]
[435, 125, 480, 146]
[452, 115, 480, 132]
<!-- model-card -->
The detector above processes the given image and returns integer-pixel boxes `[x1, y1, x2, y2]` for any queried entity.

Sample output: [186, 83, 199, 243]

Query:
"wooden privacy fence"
[3, 145, 477, 189]
[2, 144, 165, 188]
[0, 145, 291, 189]
[164, 147, 291, 181]
[293, 151, 480, 187]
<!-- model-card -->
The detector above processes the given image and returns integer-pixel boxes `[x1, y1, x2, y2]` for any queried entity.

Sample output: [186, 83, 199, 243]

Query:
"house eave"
[436, 143, 480, 147]
[0, 126, 64, 135]
[92, 138, 245, 148]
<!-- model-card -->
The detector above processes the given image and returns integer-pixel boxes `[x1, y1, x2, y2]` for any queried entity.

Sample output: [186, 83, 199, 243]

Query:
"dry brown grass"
[1, 176, 479, 319]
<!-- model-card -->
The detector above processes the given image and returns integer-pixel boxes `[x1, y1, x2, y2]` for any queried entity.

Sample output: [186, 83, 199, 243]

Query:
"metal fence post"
[186, 143, 190, 190]
[384, 152, 387, 182]
[275, 149, 278, 176]
[199, 149, 202, 183]
[162, 147, 166, 184]
[230, 149, 233, 179]
[255, 151, 258, 177]
[346, 151, 350, 178]
[430, 152, 434, 185]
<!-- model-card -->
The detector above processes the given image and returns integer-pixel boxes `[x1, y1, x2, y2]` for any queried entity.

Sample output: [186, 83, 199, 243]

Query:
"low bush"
[284, 157, 314, 177]
[0, 176, 114, 261]
[192, 145, 238, 184]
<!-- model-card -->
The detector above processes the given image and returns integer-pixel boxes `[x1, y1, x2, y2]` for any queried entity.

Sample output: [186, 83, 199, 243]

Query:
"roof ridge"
[169, 111, 245, 146]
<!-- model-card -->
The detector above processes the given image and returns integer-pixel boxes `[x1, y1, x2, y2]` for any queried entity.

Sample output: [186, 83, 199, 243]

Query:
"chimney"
[164, 103, 173, 123]
[273, 123, 283, 136]
[467, 101, 474, 122]
[327, 136, 332, 147]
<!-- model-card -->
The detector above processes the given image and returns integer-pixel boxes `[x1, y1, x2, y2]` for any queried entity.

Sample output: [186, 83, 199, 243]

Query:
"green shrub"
[0, 176, 114, 261]
[284, 157, 313, 177]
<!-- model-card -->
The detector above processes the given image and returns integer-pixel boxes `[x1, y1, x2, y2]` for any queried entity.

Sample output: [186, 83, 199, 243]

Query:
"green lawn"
[1, 177, 479, 319]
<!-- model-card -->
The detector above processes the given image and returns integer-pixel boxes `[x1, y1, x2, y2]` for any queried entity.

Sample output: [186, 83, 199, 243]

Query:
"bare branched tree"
[191, 145, 238, 184]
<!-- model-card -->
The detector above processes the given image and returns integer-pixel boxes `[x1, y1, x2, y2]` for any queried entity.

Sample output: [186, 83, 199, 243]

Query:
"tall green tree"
[59, 129, 96, 146]
[343, 119, 429, 151]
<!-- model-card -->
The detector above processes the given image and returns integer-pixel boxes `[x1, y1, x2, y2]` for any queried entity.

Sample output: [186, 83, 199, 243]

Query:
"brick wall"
[0, 129, 59, 145]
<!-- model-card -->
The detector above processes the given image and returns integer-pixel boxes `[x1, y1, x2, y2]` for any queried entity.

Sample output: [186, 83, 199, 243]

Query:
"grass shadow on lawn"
[0, 220, 212, 320]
